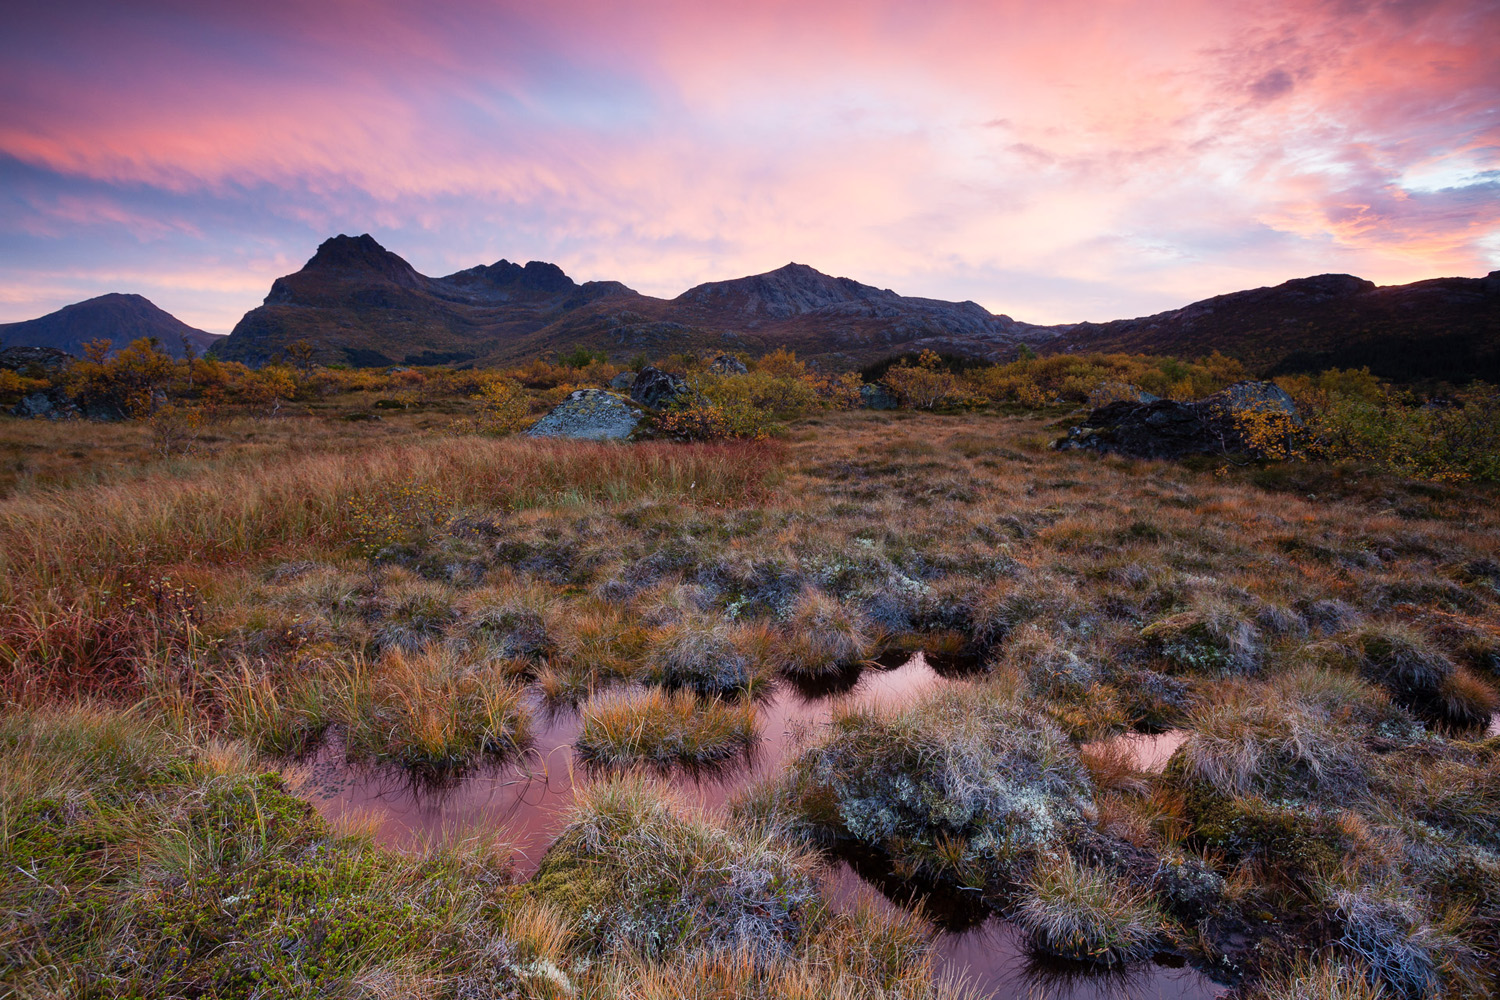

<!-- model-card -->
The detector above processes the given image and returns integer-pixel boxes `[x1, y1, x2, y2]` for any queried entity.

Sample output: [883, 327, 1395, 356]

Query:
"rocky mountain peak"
[303, 234, 424, 286]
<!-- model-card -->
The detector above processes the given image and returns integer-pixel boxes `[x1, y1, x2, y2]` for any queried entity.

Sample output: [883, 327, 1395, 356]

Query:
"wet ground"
[286, 654, 1229, 999]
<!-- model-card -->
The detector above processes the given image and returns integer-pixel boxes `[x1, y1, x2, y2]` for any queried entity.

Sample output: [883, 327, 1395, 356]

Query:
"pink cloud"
[0, 0, 1495, 325]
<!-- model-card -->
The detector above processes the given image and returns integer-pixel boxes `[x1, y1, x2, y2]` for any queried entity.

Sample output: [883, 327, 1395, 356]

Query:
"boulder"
[1056, 380, 1299, 460]
[1087, 381, 1159, 407]
[609, 371, 638, 390]
[630, 366, 691, 410]
[525, 388, 644, 441]
[0, 346, 73, 374]
[11, 389, 85, 420]
[859, 384, 898, 410]
[709, 354, 749, 375]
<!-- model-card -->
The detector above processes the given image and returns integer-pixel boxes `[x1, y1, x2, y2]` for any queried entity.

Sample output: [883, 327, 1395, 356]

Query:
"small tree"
[882, 350, 961, 410]
[471, 376, 531, 434]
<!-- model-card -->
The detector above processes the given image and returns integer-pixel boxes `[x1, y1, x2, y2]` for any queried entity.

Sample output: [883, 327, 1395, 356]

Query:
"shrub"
[470, 375, 532, 435]
[882, 350, 965, 410]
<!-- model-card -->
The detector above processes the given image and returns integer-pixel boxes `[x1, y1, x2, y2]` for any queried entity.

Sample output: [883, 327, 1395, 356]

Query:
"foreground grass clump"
[575, 687, 757, 770]
[334, 644, 531, 772]
[1015, 853, 1162, 966]
[780, 589, 876, 677]
[525, 775, 819, 959]
[0, 707, 553, 999]
[786, 683, 1096, 883]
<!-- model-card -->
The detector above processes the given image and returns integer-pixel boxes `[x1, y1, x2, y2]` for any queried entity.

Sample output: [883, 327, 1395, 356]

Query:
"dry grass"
[576, 687, 757, 770]
[1014, 853, 1162, 966]
[4, 397, 1500, 994]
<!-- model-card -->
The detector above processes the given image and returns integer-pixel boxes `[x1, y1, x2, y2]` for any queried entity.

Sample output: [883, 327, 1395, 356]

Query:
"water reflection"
[285, 652, 1228, 999]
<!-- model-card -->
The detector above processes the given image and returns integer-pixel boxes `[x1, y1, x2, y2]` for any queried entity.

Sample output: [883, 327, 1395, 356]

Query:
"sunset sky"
[2, 0, 1497, 333]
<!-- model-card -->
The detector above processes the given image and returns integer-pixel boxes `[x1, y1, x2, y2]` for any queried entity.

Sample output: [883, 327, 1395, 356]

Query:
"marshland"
[3, 346, 1499, 1000]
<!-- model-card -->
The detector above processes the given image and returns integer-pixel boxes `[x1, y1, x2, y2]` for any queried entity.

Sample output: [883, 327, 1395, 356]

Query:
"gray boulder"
[525, 389, 644, 441]
[630, 366, 691, 410]
[1057, 380, 1300, 460]
[609, 371, 638, 390]
[859, 384, 898, 410]
[709, 354, 749, 375]
[11, 390, 80, 420]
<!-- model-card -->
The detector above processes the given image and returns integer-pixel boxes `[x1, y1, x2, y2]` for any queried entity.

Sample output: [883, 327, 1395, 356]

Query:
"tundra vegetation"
[2, 342, 1499, 998]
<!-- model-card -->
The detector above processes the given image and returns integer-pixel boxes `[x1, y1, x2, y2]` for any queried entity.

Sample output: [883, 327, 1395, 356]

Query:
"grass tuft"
[575, 687, 757, 770]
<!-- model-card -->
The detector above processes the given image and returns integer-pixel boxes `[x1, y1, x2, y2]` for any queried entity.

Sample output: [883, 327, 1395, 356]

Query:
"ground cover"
[3, 383, 1498, 998]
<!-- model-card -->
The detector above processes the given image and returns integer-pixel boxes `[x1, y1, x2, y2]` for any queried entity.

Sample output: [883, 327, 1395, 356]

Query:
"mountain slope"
[214, 236, 1045, 368]
[0, 294, 221, 358]
[1044, 272, 1500, 383]
[214, 234, 639, 367]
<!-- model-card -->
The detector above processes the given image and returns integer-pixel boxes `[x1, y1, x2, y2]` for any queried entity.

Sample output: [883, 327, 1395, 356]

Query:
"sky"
[1, 0, 1497, 333]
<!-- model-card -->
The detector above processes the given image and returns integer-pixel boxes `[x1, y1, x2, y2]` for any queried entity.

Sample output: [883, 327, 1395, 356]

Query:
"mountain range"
[0, 293, 221, 359]
[212, 234, 1035, 369]
[7, 234, 1498, 382]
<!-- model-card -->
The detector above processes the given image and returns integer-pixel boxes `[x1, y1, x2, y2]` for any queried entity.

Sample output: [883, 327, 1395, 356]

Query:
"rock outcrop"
[0, 346, 73, 374]
[709, 354, 749, 375]
[525, 389, 644, 441]
[1057, 380, 1299, 460]
[609, 371, 638, 390]
[859, 384, 898, 410]
[630, 366, 691, 410]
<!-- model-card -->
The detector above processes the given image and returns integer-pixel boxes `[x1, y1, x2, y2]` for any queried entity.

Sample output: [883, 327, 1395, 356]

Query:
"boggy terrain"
[3, 405, 1499, 999]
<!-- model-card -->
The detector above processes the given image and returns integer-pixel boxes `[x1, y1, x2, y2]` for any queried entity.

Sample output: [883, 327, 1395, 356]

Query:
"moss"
[1179, 780, 1350, 882]
[1142, 606, 1261, 676]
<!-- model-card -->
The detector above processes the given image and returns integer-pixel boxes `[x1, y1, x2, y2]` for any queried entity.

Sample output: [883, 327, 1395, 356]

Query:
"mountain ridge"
[0, 293, 221, 359]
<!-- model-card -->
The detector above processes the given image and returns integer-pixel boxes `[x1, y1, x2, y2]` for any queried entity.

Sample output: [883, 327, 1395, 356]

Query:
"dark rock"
[0, 346, 73, 373]
[859, 384, 898, 410]
[12, 393, 56, 418]
[609, 371, 637, 390]
[526, 388, 644, 441]
[630, 366, 691, 410]
[1056, 380, 1299, 460]
[709, 354, 748, 375]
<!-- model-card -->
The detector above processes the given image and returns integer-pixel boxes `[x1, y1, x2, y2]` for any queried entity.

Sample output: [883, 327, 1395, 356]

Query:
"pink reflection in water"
[286, 654, 1228, 999]
[286, 652, 949, 871]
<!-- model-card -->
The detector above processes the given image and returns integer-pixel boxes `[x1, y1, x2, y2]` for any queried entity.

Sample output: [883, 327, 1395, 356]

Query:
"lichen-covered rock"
[629, 366, 691, 410]
[525, 388, 644, 441]
[1056, 380, 1300, 460]
[608, 370, 637, 390]
[709, 354, 749, 375]
[859, 383, 898, 410]
[792, 686, 1095, 878]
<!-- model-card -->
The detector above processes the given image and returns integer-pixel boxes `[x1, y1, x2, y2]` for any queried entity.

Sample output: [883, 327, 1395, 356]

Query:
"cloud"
[0, 0, 1495, 327]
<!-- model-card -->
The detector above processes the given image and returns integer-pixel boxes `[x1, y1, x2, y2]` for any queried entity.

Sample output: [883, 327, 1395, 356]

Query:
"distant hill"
[211, 235, 1045, 368]
[1042, 272, 1500, 384]
[0, 293, 221, 359]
